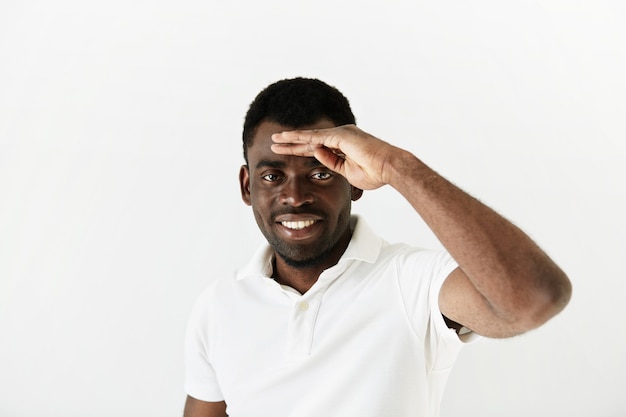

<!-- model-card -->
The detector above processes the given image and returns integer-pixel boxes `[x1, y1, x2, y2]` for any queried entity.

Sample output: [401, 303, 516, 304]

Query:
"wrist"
[385, 150, 436, 192]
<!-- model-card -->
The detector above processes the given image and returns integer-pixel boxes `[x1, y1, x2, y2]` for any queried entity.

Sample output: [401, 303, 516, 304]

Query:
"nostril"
[278, 178, 315, 206]
[280, 190, 313, 207]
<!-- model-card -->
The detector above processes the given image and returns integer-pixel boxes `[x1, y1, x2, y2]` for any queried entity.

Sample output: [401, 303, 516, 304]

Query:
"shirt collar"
[235, 215, 382, 280]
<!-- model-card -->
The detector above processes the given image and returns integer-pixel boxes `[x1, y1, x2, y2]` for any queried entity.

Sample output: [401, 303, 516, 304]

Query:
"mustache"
[271, 208, 326, 220]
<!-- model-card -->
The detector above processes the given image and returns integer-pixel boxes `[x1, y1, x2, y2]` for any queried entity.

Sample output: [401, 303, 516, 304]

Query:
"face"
[240, 119, 363, 269]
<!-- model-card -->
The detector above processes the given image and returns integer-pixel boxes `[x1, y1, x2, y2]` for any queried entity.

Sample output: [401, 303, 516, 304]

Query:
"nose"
[279, 177, 314, 207]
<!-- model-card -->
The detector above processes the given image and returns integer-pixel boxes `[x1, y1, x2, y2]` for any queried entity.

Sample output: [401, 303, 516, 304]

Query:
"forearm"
[183, 397, 227, 417]
[270, 124, 571, 331]
[387, 150, 571, 321]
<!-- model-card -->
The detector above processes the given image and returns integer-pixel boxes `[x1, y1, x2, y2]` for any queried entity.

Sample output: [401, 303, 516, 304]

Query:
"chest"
[206, 267, 428, 408]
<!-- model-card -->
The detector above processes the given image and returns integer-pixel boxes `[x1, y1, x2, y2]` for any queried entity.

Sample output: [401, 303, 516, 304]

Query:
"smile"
[280, 220, 317, 230]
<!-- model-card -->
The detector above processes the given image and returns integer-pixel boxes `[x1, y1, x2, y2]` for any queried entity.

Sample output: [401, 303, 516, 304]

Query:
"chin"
[280, 253, 327, 269]
[274, 242, 334, 269]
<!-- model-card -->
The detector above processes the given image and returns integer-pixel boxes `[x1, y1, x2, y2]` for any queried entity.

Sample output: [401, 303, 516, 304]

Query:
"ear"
[351, 186, 363, 202]
[239, 165, 252, 206]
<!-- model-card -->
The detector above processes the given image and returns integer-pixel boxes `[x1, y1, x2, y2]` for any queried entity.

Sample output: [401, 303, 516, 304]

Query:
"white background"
[1, 1, 625, 416]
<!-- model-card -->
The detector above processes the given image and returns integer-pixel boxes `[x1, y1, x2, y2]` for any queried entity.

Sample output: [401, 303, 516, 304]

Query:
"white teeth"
[281, 220, 316, 230]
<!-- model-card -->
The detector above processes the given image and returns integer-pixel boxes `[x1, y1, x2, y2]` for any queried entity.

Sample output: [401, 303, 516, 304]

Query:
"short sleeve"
[396, 248, 477, 371]
[184, 288, 225, 402]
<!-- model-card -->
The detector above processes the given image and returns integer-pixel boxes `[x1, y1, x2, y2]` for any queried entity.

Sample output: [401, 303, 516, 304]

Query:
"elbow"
[539, 268, 572, 322]
[550, 270, 573, 313]
[510, 268, 573, 334]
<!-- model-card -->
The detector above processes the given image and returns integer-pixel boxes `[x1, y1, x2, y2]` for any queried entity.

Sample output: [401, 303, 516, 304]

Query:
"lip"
[274, 214, 323, 241]
[274, 213, 323, 223]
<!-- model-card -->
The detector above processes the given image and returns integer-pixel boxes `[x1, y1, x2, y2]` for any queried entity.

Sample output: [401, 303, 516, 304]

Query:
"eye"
[262, 173, 281, 182]
[311, 171, 332, 181]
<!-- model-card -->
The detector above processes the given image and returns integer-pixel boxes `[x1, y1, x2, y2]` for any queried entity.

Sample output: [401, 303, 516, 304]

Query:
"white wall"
[1, 1, 624, 416]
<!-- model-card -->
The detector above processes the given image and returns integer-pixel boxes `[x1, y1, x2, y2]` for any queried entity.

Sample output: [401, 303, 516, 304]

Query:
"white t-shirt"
[185, 216, 474, 417]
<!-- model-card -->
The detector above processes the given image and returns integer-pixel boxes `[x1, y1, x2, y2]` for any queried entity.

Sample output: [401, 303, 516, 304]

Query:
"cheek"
[252, 187, 273, 202]
[336, 184, 356, 204]
[251, 206, 271, 232]
[249, 191, 275, 217]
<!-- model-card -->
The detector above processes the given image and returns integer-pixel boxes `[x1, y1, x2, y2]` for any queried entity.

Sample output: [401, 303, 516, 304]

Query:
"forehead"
[248, 119, 337, 167]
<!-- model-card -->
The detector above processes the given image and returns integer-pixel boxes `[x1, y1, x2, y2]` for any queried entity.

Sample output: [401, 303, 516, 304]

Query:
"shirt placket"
[285, 291, 324, 360]
[283, 263, 353, 360]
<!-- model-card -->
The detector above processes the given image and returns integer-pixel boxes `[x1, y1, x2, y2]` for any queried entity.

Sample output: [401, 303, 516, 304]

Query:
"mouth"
[280, 219, 318, 230]
[274, 214, 323, 240]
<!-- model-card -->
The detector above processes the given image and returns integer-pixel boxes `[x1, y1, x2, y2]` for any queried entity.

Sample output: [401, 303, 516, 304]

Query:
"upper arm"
[439, 267, 528, 338]
[183, 396, 227, 417]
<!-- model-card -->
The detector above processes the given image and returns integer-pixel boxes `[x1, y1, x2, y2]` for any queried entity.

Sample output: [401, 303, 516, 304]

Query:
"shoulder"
[351, 216, 454, 275]
[188, 275, 240, 317]
[377, 242, 456, 275]
[378, 244, 458, 314]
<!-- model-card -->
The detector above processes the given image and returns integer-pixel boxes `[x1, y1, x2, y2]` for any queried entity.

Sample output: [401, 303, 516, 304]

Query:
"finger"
[312, 147, 346, 174]
[271, 129, 340, 148]
[270, 143, 320, 157]
[271, 143, 346, 174]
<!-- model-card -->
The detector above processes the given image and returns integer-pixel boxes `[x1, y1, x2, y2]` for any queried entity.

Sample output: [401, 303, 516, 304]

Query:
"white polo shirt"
[185, 216, 474, 417]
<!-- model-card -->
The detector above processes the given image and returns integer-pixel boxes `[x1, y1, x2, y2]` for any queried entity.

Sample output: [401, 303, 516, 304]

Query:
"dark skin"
[183, 120, 572, 416]
[183, 396, 226, 417]
[239, 119, 363, 294]
[271, 123, 571, 338]
[183, 119, 362, 416]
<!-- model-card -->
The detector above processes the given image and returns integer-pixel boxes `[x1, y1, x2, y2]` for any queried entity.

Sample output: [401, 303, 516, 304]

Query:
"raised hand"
[271, 124, 406, 191]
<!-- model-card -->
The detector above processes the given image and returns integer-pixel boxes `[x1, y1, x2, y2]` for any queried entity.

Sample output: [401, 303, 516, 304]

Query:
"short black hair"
[242, 77, 356, 163]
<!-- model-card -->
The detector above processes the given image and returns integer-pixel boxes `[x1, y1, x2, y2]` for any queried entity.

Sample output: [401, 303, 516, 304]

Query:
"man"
[183, 77, 571, 417]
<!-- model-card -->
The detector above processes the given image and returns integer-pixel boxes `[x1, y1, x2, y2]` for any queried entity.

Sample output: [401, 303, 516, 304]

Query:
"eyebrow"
[255, 158, 323, 170]
[255, 159, 285, 170]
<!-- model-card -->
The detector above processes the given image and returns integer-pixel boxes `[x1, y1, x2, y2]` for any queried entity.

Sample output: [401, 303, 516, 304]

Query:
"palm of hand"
[272, 124, 395, 191]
